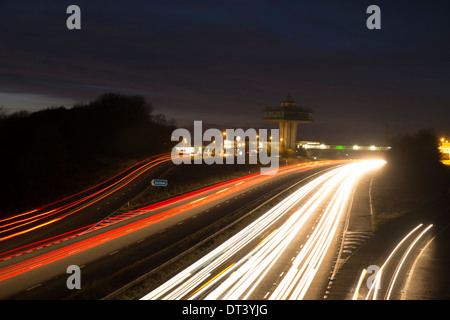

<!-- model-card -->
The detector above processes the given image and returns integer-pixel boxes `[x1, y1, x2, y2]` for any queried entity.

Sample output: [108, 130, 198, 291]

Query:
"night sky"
[1, 0, 450, 145]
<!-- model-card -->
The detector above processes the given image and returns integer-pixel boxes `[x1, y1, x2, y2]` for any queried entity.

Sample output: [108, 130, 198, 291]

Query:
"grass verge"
[371, 164, 450, 231]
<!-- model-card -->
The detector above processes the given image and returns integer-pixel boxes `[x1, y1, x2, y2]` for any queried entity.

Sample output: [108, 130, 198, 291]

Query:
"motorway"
[328, 186, 450, 300]
[0, 159, 360, 299]
[0, 153, 173, 260]
[352, 223, 434, 300]
[140, 160, 385, 300]
[1, 155, 446, 301]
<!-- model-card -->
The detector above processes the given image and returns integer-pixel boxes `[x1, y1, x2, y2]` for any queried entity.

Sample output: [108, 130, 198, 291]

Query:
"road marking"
[26, 283, 42, 291]
[109, 250, 119, 256]
[190, 197, 206, 204]
[188, 263, 236, 298]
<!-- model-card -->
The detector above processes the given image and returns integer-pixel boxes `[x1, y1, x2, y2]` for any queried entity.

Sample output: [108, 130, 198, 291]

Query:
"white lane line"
[26, 283, 42, 291]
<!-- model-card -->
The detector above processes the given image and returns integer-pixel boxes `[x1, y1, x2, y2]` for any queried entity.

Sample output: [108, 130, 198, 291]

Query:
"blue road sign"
[151, 179, 168, 187]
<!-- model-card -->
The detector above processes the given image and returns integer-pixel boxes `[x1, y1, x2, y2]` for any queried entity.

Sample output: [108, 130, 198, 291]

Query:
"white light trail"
[141, 160, 385, 300]
[352, 269, 367, 300]
[385, 224, 433, 300]
[365, 223, 423, 300]
[270, 164, 365, 300]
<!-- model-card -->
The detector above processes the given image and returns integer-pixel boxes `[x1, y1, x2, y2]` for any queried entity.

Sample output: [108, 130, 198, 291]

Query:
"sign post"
[151, 179, 168, 187]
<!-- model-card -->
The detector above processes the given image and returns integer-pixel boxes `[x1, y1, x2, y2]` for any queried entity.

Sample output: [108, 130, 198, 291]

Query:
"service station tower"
[263, 94, 314, 151]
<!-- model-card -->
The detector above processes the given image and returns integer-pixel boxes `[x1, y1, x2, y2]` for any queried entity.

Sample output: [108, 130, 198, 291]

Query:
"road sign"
[151, 179, 168, 187]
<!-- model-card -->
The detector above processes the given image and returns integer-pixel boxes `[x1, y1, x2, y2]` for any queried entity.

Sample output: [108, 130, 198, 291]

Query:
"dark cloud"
[1, 0, 450, 144]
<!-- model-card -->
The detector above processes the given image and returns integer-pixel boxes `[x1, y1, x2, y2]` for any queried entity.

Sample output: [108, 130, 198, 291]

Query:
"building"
[440, 139, 450, 160]
[263, 94, 313, 150]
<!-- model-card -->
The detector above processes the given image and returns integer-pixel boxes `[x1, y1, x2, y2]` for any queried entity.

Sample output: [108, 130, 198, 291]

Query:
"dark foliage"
[371, 129, 450, 230]
[0, 93, 177, 216]
[384, 129, 449, 197]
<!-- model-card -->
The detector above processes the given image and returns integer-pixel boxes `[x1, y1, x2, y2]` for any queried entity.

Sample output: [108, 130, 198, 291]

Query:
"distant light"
[353, 145, 359, 150]
[336, 146, 343, 150]
[370, 146, 376, 150]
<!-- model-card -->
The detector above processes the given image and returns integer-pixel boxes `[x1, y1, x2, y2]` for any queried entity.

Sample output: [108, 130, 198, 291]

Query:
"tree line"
[0, 93, 177, 217]
[385, 129, 448, 197]
[372, 128, 449, 229]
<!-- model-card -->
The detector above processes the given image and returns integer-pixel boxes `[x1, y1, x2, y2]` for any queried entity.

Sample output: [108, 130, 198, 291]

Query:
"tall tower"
[263, 94, 313, 150]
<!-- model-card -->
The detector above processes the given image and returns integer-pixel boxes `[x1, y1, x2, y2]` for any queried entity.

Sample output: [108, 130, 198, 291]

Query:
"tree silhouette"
[384, 129, 449, 197]
[0, 93, 177, 217]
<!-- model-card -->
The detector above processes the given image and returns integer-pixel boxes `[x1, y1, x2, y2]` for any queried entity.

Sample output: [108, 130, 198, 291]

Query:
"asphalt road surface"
[140, 161, 384, 300]
[327, 186, 450, 300]
[0, 160, 352, 299]
[0, 153, 172, 260]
